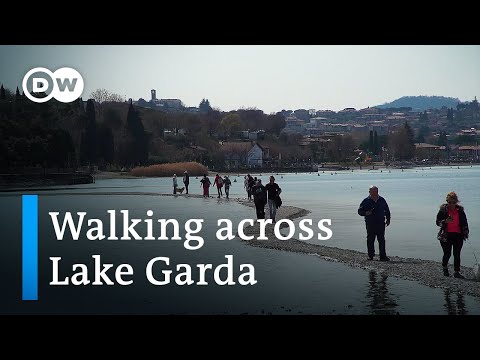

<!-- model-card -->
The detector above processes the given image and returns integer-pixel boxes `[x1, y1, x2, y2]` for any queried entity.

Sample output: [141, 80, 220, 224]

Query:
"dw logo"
[22, 67, 84, 103]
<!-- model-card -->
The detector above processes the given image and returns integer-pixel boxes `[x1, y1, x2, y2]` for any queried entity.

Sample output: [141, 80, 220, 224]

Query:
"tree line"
[0, 85, 287, 170]
[0, 85, 148, 169]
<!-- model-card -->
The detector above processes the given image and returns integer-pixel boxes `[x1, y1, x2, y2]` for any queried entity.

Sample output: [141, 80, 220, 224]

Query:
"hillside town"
[1, 83, 479, 174]
[128, 89, 480, 169]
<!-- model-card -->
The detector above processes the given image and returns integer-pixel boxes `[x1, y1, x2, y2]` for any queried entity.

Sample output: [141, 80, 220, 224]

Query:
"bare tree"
[90, 88, 126, 103]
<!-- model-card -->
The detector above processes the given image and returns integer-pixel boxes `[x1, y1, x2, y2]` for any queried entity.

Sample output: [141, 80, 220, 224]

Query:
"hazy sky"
[0, 45, 479, 113]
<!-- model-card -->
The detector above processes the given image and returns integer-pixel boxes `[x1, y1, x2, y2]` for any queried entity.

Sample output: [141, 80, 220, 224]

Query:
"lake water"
[1, 165, 480, 314]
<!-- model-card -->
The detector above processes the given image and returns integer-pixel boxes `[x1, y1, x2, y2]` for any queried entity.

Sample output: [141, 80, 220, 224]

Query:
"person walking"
[183, 171, 190, 194]
[172, 174, 178, 194]
[200, 174, 211, 198]
[358, 185, 391, 261]
[247, 174, 255, 201]
[213, 174, 223, 198]
[223, 175, 232, 199]
[265, 175, 282, 223]
[436, 191, 469, 278]
[252, 179, 267, 219]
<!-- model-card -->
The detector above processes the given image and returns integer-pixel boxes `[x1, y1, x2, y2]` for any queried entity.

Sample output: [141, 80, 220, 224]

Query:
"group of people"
[358, 186, 470, 279]
[242, 174, 282, 222]
[248, 175, 282, 222]
[172, 172, 283, 223]
[171, 172, 232, 198]
[174, 173, 471, 278]
[172, 171, 191, 195]
[211, 174, 232, 199]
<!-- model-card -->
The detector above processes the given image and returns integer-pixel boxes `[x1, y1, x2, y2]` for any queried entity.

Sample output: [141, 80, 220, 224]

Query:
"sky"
[0, 45, 479, 113]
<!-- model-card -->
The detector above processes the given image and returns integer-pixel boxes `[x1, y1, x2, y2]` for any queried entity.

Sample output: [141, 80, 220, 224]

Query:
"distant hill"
[376, 96, 461, 111]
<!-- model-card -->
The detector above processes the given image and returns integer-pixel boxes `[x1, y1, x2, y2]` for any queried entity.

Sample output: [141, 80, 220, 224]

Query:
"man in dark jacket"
[252, 179, 267, 219]
[358, 185, 391, 261]
[265, 175, 282, 223]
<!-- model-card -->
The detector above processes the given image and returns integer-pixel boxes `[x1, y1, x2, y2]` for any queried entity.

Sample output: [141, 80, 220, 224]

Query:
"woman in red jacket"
[436, 192, 469, 279]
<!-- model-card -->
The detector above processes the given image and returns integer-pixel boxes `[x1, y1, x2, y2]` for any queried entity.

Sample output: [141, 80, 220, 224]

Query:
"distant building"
[222, 142, 250, 168]
[369, 123, 389, 136]
[293, 109, 310, 121]
[457, 145, 480, 160]
[414, 143, 442, 159]
[309, 117, 328, 127]
[248, 143, 267, 167]
[456, 128, 477, 136]
[159, 99, 183, 109]
[284, 117, 306, 134]
[221, 142, 269, 168]
[351, 124, 369, 135]
[132, 88, 185, 111]
[248, 130, 265, 140]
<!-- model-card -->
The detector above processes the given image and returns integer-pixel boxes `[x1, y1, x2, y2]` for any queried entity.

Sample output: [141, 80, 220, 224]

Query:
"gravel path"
[236, 200, 480, 299]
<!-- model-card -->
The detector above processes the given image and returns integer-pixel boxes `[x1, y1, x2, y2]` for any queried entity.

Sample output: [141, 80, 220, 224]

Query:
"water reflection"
[366, 271, 399, 315]
[443, 289, 468, 315]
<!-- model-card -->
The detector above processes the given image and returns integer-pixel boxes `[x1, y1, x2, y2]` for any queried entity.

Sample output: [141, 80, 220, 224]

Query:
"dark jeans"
[173, 186, 177, 194]
[366, 223, 386, 259]
[184, 184, 189, 194]
[255, 202, 265, 219]
[441, 232, 464, 272]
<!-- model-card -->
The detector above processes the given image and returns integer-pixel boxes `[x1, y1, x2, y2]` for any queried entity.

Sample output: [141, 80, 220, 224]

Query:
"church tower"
[151, 89, 156, 101]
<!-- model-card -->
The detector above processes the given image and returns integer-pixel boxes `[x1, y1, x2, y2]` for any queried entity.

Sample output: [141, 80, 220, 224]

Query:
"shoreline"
[105, 163, 480, 178]
[2, 163, 479, 188]
[234, 200, 480, 299]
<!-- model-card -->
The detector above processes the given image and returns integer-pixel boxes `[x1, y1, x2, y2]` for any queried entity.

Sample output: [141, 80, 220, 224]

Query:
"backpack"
[274, 195, 282, 209]
[217, 177, 223, 186]
[253, 186, 266, 203]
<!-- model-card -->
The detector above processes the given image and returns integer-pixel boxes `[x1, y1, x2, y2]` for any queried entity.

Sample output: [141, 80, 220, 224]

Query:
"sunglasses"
[447, 201, 457, 204]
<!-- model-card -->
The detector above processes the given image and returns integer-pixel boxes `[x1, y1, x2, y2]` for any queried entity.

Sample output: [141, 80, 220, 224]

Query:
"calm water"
[1, 165, 480, 314]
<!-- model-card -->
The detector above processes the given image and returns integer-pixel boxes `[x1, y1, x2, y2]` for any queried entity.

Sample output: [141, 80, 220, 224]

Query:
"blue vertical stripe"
[22, 195, 38, 301]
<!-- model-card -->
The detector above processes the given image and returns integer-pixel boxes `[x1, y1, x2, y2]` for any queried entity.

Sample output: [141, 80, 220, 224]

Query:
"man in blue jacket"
[358, 185, 391, 261]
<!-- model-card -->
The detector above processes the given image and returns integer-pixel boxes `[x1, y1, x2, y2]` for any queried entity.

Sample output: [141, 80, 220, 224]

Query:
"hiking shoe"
[367, 256, 374, 261]
[443, 268, 449, 277]
[454, 272, 465, 279]
[379, 257, 390, 262]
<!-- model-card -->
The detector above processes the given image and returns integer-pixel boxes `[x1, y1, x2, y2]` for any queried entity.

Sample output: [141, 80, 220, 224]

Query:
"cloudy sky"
[0, 45, 479, 113]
